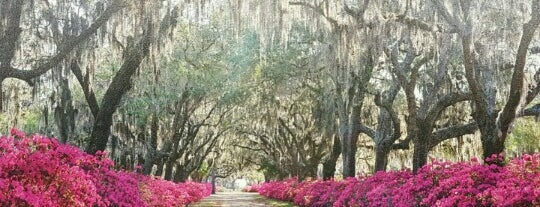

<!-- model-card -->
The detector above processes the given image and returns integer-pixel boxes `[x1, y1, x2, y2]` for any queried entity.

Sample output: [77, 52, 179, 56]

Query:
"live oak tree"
[238, 98, 327, 180]
[123, 22, 236, 180]
[0, 0, 179, 153]
[433, 0, 540, 163]
[288, 0, 479, 174]
[379, 4, 479, 172]
[66, 1, 181, 154]
[222, 23, 338, 179]
[0, 0, 125, 142]
[290, 0, 378, 178]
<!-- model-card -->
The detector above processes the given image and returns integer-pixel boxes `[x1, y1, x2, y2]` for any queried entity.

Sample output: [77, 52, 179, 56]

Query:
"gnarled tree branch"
[2, 0, 126, 84]
[290, 1, 338, 28]
[425, 92, 472, 125]
[86, 23, 152, 154]
[499, 0, 540, 135]
[430, 122, 478, 148]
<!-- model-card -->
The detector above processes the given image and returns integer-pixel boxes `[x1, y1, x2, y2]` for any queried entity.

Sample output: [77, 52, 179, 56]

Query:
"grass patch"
[251, 194, 296, 206]
[267, 199, 296, 207]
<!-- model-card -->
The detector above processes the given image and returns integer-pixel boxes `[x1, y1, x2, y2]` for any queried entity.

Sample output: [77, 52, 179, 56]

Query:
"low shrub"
[259, 154, 540, 207]
[242, 184, 262, 192]
[0, 129, 211, 206]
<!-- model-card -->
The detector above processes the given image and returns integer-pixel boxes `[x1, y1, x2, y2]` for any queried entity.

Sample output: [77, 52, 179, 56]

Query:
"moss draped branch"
[1, 0, 126, 85]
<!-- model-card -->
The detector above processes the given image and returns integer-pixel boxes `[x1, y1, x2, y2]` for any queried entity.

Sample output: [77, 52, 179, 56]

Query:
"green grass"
[252, 194, 296, 207]
[250, 195, 296, 207]
[267, 199, 296, 207]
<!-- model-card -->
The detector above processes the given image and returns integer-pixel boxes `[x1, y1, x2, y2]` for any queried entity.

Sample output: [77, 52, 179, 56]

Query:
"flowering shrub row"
[258, 155, 540, 207]
[0, 129, 211, 207]
[242, 184, 261, 192]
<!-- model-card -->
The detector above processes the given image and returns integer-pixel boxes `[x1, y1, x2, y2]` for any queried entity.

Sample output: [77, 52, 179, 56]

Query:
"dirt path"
[190, 192, 294, 207]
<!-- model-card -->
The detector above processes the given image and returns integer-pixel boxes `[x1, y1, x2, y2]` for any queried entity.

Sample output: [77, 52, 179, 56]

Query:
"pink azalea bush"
[0, 129, 211, 206]
[259, 154, 540, 207]
[242, 184, 262, 192]
[139, 176, 212, 206]
[258, 178, 300, 202]
[291, 179, 347, 206]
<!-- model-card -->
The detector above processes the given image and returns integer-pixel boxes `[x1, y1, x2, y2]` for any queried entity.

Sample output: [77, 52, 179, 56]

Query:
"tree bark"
[478, 114, 505, 165]
[0, 0, 124, 87]
[86, 30, 152, 154]
[412, 127, 430, 173]
[163, 93, 193, 180]
[54, 78, 75, 143]
[322, 134, 341, 180]
[211, 170, 216, 194]
[342, 105, 362, 178]
[70, 61, 99, 118]
[163, 157, 176, 180]
[341, 53, 373, 178]
[173, 167, 190, 182]
[143, 114, 159, 175]
[481, 133, 505, 165]
[110, 135, 118, 159]
[155, 159, 164, 177]
[371, 86, 400, 172]
[374, 144, 391, 172]
[412, 139, 429, 173]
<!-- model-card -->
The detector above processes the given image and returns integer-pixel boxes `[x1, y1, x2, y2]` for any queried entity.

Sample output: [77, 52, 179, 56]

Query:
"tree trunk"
[86, 31, 151, 154]
[374, 144, 391, 172]
[412, 126, 431, 173]
[412, 140, 428, 174]
[344, 135, 359, 177]
[155, 158, 164, 177]
[481, 134, 505, 164]
[322, 135, 341, 180]
[173, 166, 190, 182]
[322, 159, 337, 180]
[457, 1, 540, 166]
[263, 171, 271, 182]
[372, 97, 398, 173]
[342, 134, 358, 178]
[110, 135, 118, 158]
[143, 114, 159, 175]
[309, 166, 317, 179]
[478, 114, 505, 165]
[54, 78, 75, 143]
[341, 130, 352, 177]
[163, 159, 175, 180]
[342, 106, 362, 178]
[0, 81, 4, 113]
[211, 170, 216, 194]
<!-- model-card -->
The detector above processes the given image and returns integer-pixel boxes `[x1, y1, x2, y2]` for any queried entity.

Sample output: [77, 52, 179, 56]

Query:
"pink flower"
[0, 129, 211, 206]
[10, 128, 26, 138]
[258, 153, 540, 207]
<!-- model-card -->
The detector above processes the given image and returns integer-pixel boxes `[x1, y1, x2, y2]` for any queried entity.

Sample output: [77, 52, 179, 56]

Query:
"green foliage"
[21, 110, 41, 132]
[195, 161, 210, 178]
[266, 198, 296, 207]
[255, 23, 325, 87]
[258, 158, 287, 180]
[220, 87, 252, 106]
[506, 118, 540, 155]
[227, 31, 261, 77]
[121, 22, 238, 123]
[122, 101, 150, 127]
[0, 113, 8, 132]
